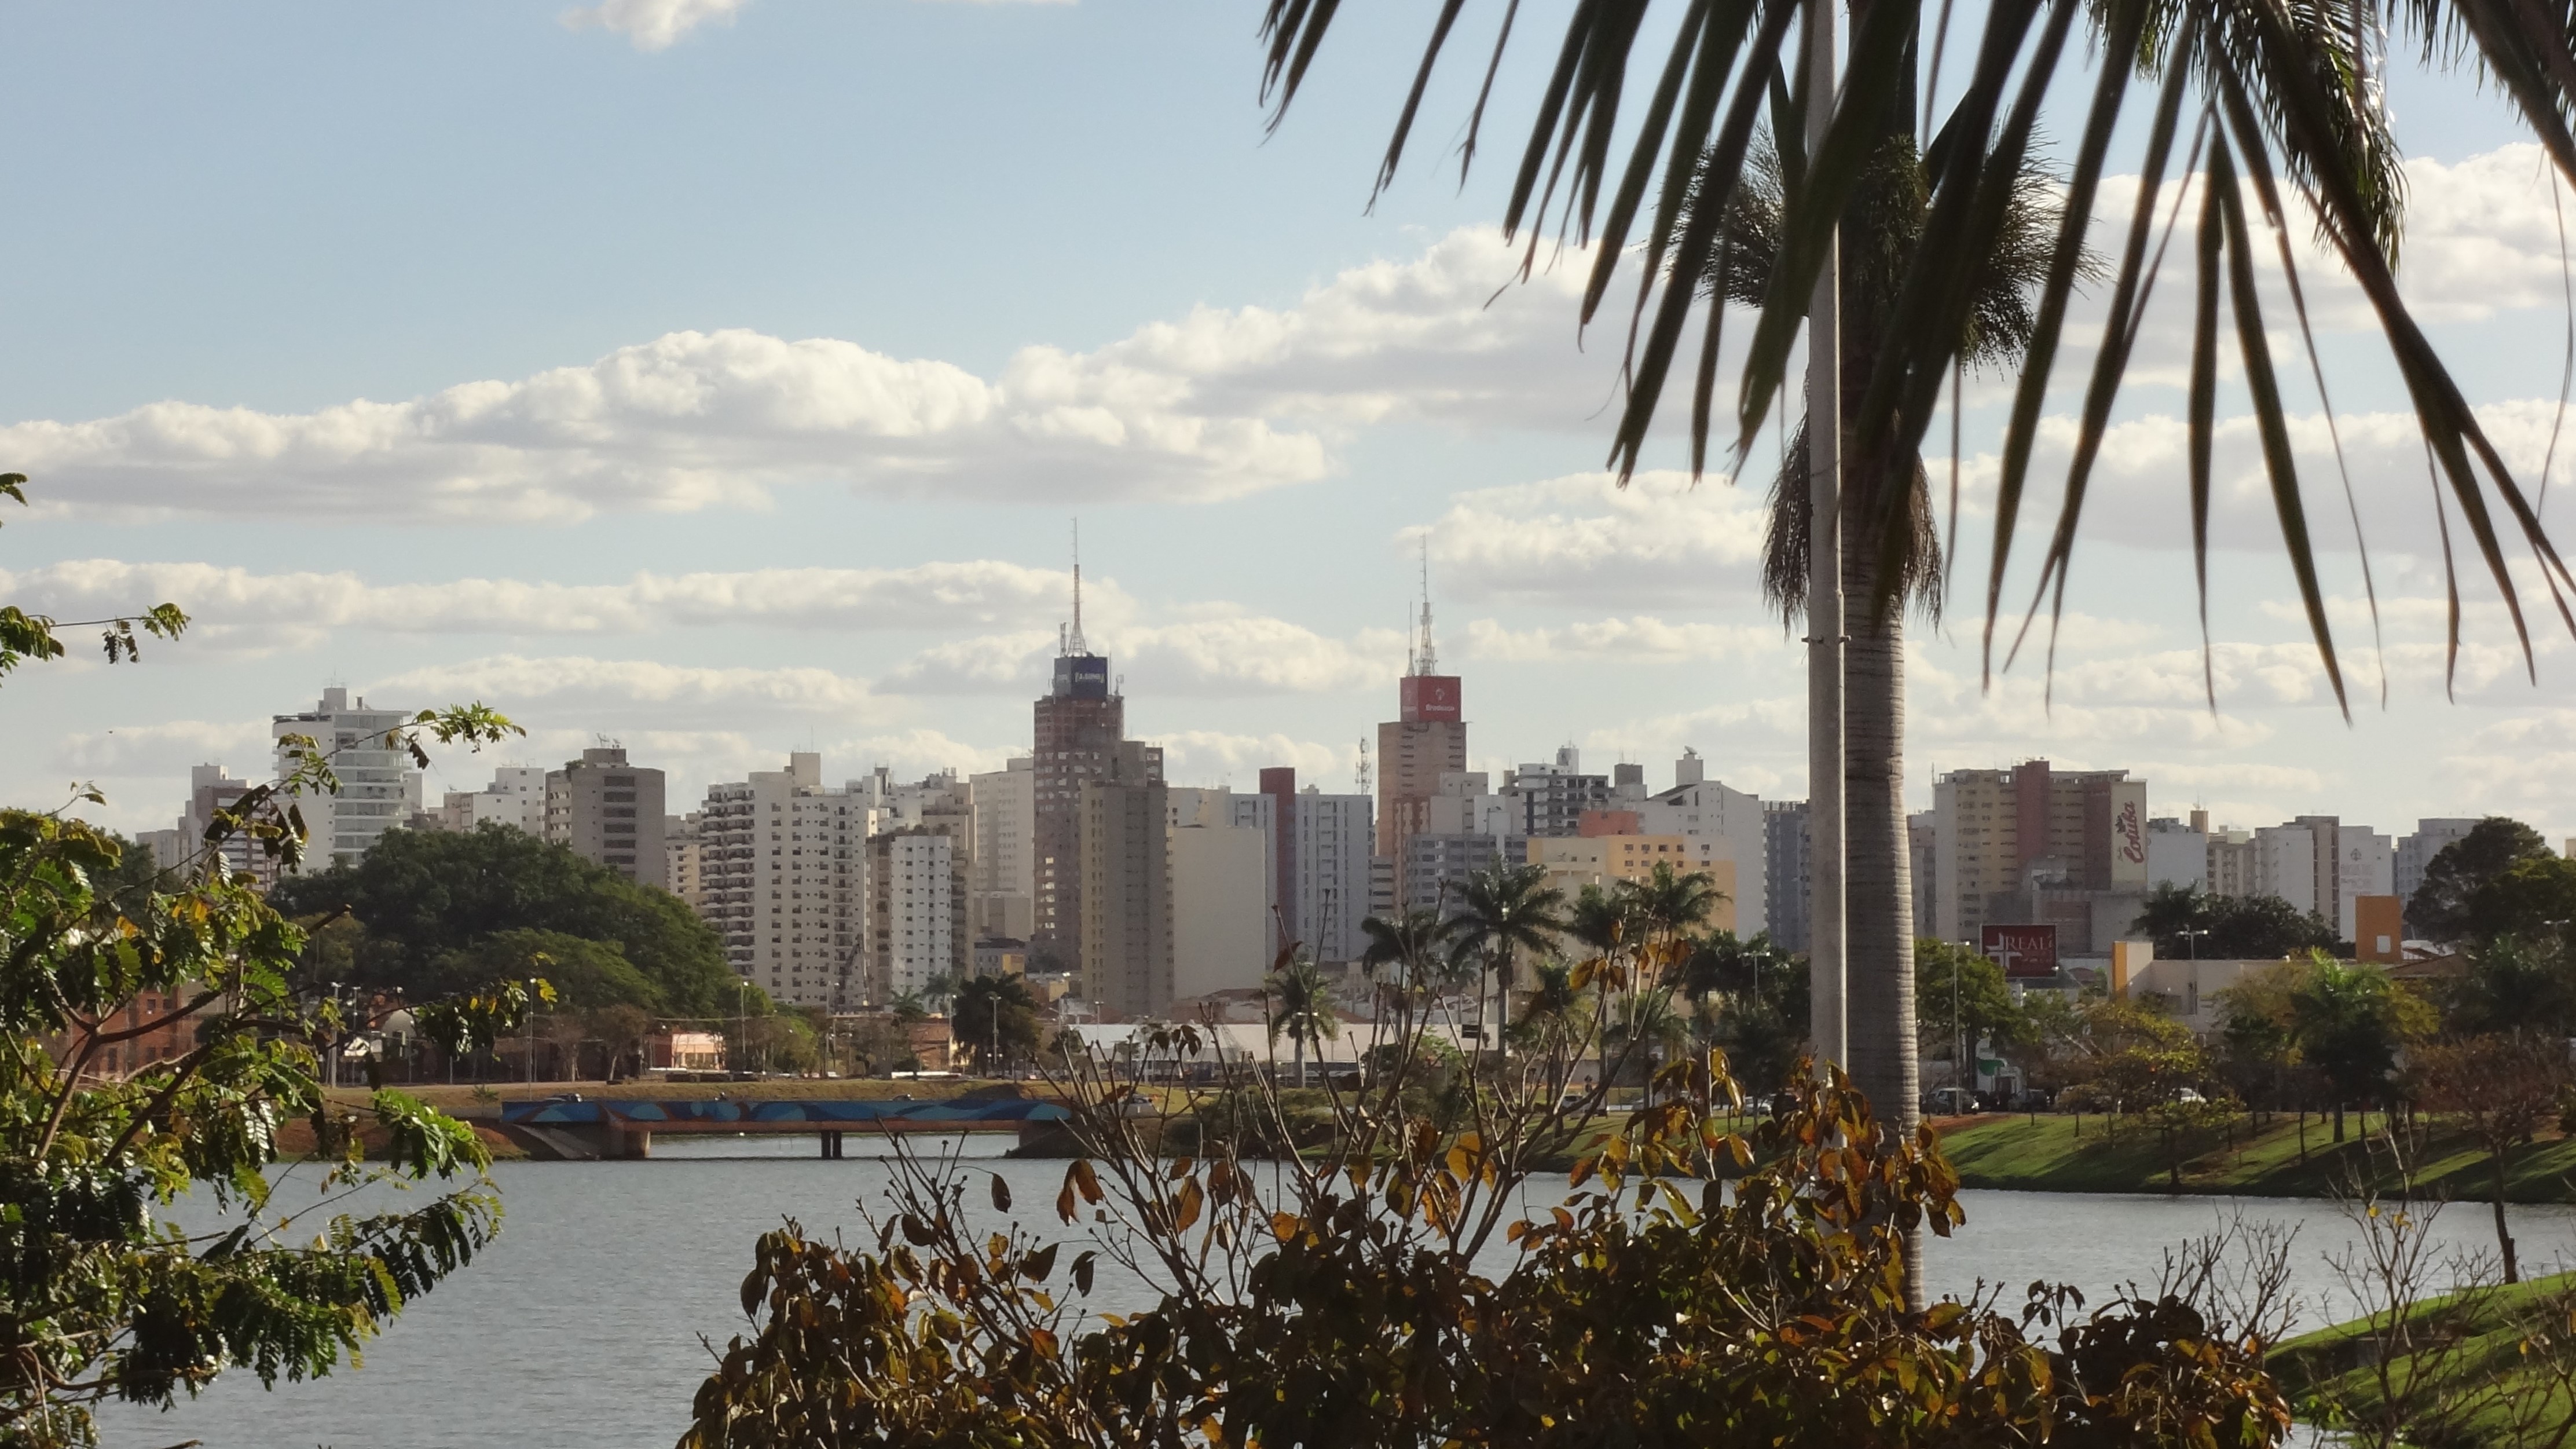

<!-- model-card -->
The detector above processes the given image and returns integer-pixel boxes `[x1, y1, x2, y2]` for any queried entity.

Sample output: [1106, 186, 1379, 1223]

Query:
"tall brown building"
[1079, 740, 1171, 1019]
[1376, 588, 1467, 891]
[1030, 576, 1160, 978]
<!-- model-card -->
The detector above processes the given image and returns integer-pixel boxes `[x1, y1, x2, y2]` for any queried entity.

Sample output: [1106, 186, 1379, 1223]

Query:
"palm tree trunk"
[2494, 1147, 2520, 1283]
[1842, 488, 1921, 1311]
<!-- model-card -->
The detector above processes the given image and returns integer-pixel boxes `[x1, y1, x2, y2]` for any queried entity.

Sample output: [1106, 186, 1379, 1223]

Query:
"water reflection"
[94, 1140, 2576, 1448]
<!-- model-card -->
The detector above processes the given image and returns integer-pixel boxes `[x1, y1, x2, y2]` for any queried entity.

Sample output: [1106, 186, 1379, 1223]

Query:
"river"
[95, 1136, 2576, 1448]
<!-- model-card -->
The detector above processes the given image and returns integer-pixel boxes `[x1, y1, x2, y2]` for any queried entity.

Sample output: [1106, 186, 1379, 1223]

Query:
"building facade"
[2395, 818, 2481, 907]
[1078, 741, 1171, 1019]
[969, 758, 1036, 942]
[695, 753, 873, 1009]
[867, 828, 968, 1002]
[545, 746, 667, 888]
[1032, 639, 1154, 976]
[1928, 759, 2148, 943]
[1633, 751, 1767, 934]
[1763, 801, 1813, 954]
[273, 687, 420, 872]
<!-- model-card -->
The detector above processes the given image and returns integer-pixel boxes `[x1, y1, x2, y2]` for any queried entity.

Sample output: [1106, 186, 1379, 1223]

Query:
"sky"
[2, 0, 2573, 852]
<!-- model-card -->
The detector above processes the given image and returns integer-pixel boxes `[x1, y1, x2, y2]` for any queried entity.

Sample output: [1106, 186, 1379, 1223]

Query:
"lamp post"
[2178, 927, 2211, 961]
[327, 981, 343, 1091]
[525, 977, 540, 1088]
[736, 978, 750, 1078]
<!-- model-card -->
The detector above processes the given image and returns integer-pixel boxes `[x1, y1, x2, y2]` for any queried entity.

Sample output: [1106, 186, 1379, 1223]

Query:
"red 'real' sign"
[1981, 924, 2058, 979]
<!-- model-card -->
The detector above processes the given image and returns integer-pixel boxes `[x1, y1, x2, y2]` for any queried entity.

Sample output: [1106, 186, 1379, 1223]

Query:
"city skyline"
[1, 3, 2571, 851]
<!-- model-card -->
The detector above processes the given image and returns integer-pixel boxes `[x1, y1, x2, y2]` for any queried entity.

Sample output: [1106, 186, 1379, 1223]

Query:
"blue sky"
[3, 0, 2573, 854]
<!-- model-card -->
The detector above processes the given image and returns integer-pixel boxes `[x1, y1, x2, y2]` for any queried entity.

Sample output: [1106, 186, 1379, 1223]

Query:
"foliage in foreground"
[684, 1047, 2292, 1447]
[0, 597, 540, 1446]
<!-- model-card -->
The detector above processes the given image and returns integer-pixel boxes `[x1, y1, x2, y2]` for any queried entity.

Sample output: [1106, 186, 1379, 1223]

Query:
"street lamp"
[326, 980, 343, 1091]
[2176, 927, 2212, 962]
[736, 978, 750, 1078]
[525, 977, 541, 1088]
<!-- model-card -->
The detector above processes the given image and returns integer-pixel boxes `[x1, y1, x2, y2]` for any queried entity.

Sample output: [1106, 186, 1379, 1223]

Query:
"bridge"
[497, 1095, 1073, 1159]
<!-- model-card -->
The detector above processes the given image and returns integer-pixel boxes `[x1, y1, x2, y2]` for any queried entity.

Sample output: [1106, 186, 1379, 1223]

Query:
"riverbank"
[2270, 1268, 2576, 1444]
[1936, 1112, 2576, 1203]
[289, 1078, 1013, 1162]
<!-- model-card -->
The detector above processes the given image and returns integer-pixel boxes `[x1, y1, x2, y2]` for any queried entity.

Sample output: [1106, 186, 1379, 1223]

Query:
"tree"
[2214, 960, 2307, 1115]
[1617, 861, 1725, 944]
[2447, 934, 2576, 1038]
[269, 824, 738, 1016]
[951, 975, 1041, 1074]
[0, 602, 537, 1440]
[2464, 856, 2576, 946]
[2132, 883, 2337, 961]
[2410, 1033, 2568, 1282]
[2410, 818, 2555, 943]
[1911, 939, 2020, 1083]
[1446, 863, 1567, 1063]
[683, 1040, 2293, 1446]
[430, 928, 662, 1012]
[1561, 883, 1636, 957]
[1358, 908, 1458, 994]
[590, 1003, 652, 1083]
[1265, 957, 1339, 1090]
[1256, 0, 2576, 1314]
[2290, 957, 2434, 1141]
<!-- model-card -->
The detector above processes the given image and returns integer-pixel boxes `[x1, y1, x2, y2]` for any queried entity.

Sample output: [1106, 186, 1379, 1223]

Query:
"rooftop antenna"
[1414, 535, 1438, 676]
[1355, 738, 1373, 795]
[1066, 518, 1090, 657]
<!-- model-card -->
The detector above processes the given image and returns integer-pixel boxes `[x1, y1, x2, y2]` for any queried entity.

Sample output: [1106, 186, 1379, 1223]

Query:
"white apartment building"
[667, 811, 708, 910]
[1170, 818, 1274, 998]
[969, 758, 1036, 941]
[1633, 750, 1767, 934]
[2252, 825, 2319, 916]
[273, 687, 420, 872]
[869, 829, 965, 1001]
[697, 753, 874, 1009]
[2334, 825, 2395, 941]
[2146, 816, 2208, 892]
[1293, 788, 1373, 967]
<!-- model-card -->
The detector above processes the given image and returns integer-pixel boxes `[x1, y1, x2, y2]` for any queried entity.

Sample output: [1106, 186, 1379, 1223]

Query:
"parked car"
[1919, 1086, 1978, 1117]
[2007, 1088, 2055, 1113]
[2175, 1087, 2207, 1104]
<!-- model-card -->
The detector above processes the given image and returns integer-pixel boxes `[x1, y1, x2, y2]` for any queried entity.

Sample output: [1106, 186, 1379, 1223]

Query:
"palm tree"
[1562, 883, 1635, 958]
[1623, 860, 1728, 948]
[922, 970, 959, 1016]
[1265, 957, 1339, 1090]
[1448, 863, 1567, 1065]
[1604, 990, 1692, 1108]
[1358, 908, 1458, 997]
[1509, 958, 1592, 1060]
[1260, 0, 2576, 1312]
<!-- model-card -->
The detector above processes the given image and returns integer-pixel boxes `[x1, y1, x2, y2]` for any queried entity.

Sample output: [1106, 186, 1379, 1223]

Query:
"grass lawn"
[2270, 1269, 2576, 1446]
[1934, 1111, 2576, 1202]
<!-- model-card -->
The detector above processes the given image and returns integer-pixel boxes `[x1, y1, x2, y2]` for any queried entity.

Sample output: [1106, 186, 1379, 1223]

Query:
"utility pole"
[1804, 0, 1846, 1077]
[525, 978, 539, 1088]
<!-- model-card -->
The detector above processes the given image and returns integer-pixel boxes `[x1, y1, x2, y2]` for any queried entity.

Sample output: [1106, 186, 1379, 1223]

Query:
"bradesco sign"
[1980, 923, 2059, 979]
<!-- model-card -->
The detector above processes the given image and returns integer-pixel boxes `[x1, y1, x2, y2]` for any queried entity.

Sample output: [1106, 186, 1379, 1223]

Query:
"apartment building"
[1928, 759, 2148, 942]
[545, 746, 666, 888]
[272, 687, 420, 872]
[969, 758, 1036, 941]
[696, 753, 873, 1009]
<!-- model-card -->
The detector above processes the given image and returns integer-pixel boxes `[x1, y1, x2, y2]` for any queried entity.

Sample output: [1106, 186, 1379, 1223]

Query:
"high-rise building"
[140, 764, 268, 884]
[696, 753, 873, 1009]
[1764, 801, 1813, 954]
[1505, 748, 1614, 839]
[1078, 741, 1171, 1019]
[422, 766, 547, 836]
[1292, 786, 1374, 967]
[1376, 569, 1467, 891]
[2333, 825, 2394, 941]
[969, 758, 1036, 941]
[2196, 809, 2255, 897]
[1526, 835, 1738, 930]
[1032, 562, 1156, 976]
[1259, 767, 1300, 943]
[1633, 750, 1768, 934]
[545, 746, 667, 888]
[1170, 813, 1274, 1000]
[2252, 824, 2318, 915]
[2146, 815, 2209, 892]
[2395, 818, 2481, 907]
[666, 811, 708, 910]
[1928, 759, 2148, 942]
[1908, 810, 1939, 937]
[867, 828, 968, 1002]
[273, 687, 420, 872]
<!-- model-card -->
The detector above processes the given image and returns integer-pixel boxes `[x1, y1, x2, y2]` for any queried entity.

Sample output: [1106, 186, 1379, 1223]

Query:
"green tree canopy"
[1912, 939, 2022, 1063]
[2131, 883, 2337, 960]
[2409, 817, 2554, 943]
[2464, 856, 2576, 947]
[2291, 956, 2435, 1137]
[952, 975, 1041, 1072]
[270, 824, 736, 1016]
[428, 928, 663, 1012]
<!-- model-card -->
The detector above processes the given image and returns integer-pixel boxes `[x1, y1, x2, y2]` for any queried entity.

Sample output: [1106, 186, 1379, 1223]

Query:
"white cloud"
[889, 616, 1404, 697]
[0, 559, 1093, 636]
[561, 0, 752, 49]
[1150, 731, 1355, 788]
[1465, 614, 1773, 663]
[364, 654, 893, 722]
[1425, 469, 1772, 609]
[2, 229, 1622, 524]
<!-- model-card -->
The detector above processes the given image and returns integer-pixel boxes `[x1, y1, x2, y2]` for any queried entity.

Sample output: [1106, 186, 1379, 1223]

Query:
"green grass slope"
[1934, 1113, 2576, 1203]
[2270, 1269, 2576, 1446]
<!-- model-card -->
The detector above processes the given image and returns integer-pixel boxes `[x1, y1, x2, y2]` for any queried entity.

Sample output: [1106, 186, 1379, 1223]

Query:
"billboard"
[1980, 923, 2059, 979]
[1399, 674, 1462, 723]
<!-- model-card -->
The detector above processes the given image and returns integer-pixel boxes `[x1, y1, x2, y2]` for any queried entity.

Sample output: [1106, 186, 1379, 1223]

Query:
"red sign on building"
[1980, 923, 2060, 979]
[1399, 674, 1461, 723]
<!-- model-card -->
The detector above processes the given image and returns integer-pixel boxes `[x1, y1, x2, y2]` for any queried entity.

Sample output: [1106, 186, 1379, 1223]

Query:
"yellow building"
[1526, 835, 1738, 932]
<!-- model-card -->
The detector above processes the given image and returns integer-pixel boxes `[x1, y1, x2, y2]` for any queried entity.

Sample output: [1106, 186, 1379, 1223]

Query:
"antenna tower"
[1065, 519, 1089, 656]
[1355, 738, 1373, 795]
[1413, 535, 1438, 676]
